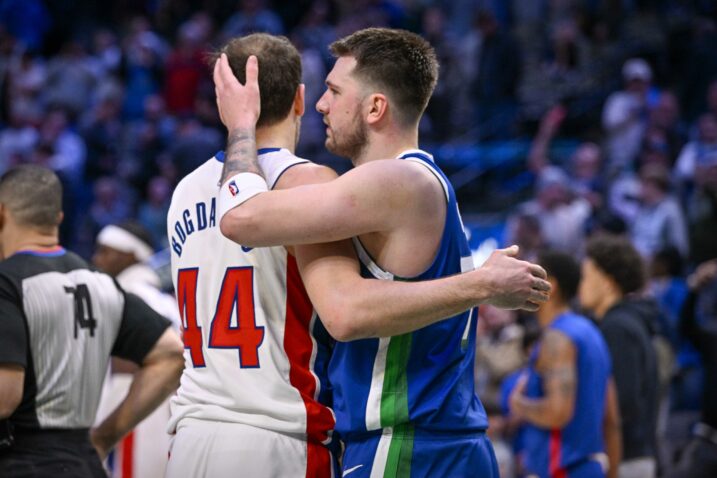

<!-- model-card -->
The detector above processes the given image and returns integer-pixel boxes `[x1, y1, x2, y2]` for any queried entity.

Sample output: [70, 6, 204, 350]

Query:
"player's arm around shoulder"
[219, 158, 436, 247]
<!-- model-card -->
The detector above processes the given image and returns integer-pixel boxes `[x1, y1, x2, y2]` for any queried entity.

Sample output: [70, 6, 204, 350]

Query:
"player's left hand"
[213, 53, 261, 131]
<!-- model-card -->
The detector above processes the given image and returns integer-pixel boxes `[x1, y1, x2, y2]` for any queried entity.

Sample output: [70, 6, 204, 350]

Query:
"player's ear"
[365, 93, 388, 126]
[294, 84, 305, 117]
[56, 211, 64, 227]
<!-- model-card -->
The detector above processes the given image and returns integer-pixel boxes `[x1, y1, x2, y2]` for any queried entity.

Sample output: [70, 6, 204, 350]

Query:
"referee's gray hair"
[0, 165, 63, 229]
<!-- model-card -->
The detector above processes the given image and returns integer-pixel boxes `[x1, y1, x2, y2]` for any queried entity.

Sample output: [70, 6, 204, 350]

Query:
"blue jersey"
[328, 149, 488, 443]
[522, 312, 612, 477]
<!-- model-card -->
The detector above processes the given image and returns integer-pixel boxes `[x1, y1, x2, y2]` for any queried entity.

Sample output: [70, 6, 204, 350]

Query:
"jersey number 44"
[176, 267, 265, 368]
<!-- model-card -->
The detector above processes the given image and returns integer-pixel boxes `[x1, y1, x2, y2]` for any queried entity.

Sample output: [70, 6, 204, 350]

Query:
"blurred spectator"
[292, 0, 336, 67]
[602, 58, 655, 176]
[667, 259, 717, 478]
[38, 108, 86, 185]
[167, 117, 222, 179]
[81, 85, 124, 181]
[121, 23, 165, 120]
[579, 234, 660, 478]
[84, 176, 133, 242]
[0, 101, 39, 172]
[510, 166, 592, 256]
[509, 251, 619, 478]
[685, 153, 717, 265]
[6, 50, 46, 107]
[471, 8, 522, 140]
[648, 247, 702, 413]
[631, 164, 689, 258]
[528, 104, 605, 208]
[647, 91, 687, 163]
[475, 305, 525, 415]
[44, 41, 97, 117]
[638, 125, 675, 171]
[88, 29, 121, 78]
[163, 18, 210, 115]
[507, 212, 544, 263]
[221, 0, 284, 38]
[674, 113, 717, 191]
[571, 142, 606, 209]
[138, 176, 173, 248]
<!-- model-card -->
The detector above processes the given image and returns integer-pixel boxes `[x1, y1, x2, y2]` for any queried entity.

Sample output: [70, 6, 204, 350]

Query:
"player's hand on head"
[213, 53, 261, 131]
[479, 246, 551, 311]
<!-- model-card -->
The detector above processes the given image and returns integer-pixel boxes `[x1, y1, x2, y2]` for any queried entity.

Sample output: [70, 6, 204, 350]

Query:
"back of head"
[537, 250, 581, 303]
[213, 33, 302, 128]
[586, 234, 645, 296]
[0, 165, 62, 232]
[330, 28, 439, 128]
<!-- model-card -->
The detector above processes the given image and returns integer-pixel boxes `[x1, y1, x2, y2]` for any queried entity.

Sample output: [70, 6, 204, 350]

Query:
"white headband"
[97, 225, 154, 262]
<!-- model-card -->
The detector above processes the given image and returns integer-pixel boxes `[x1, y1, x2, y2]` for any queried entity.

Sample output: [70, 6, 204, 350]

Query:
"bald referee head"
[0, 165, 63, 260]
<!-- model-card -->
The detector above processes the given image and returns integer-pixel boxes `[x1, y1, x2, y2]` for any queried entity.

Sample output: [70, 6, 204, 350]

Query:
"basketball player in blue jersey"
[212, 28, 551, 477]
[508, 252, 621, 478]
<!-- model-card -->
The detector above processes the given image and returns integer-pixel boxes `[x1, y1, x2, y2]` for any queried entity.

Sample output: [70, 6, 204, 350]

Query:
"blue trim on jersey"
[257, 147, 281, 154]
[14, 247, 67, 257]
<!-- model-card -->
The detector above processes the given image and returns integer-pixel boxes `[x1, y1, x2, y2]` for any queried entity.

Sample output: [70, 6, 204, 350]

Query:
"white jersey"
[166, 149, 335, 446]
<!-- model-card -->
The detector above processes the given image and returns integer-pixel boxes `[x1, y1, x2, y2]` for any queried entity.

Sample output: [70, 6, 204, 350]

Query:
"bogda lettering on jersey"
[171, 198, 217, 257]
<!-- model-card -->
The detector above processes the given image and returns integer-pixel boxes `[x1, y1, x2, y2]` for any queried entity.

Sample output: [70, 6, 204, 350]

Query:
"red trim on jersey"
[549, 428, 567, 478]
[307, 441, 332, 478]
[283, 255, 334, 478]
[121, 431, 135, 478]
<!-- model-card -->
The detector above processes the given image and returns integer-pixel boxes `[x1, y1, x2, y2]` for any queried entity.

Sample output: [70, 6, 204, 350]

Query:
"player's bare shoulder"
[274, 162, 339, 189]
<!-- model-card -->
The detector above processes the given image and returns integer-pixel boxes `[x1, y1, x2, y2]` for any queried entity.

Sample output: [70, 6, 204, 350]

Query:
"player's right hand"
[213, 53, 261, 131]
[479, 245, 551, 311]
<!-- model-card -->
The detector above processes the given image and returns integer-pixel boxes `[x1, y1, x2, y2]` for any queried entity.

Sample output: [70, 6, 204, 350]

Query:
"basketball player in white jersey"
[166, 34, 549, 478]
[212, 29, 552, 477]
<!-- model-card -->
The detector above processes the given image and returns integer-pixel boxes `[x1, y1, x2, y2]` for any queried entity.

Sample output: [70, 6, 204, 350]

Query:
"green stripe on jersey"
[383, 424, 414, 477]
[380, 333, 412, 427]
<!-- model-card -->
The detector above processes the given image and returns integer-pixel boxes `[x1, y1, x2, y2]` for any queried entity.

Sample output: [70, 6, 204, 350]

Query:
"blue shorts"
[340, 425, 499, 478]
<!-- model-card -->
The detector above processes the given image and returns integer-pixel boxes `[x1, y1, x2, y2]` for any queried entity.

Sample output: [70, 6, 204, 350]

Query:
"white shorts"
[164, 418, 335, 478]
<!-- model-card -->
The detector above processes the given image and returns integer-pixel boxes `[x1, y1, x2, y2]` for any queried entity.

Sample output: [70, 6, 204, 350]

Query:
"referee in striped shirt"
[0, 165, 184, 477]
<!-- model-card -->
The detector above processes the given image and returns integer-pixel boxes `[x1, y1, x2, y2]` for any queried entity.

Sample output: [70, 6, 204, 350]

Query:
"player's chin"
[324, 138, 339, 155]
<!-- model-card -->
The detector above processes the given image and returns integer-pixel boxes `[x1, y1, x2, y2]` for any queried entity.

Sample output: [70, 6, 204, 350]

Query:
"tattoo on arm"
[219, 128, 262, 185]
[540, 331, 577, 399]
[516, 330, 576, 426]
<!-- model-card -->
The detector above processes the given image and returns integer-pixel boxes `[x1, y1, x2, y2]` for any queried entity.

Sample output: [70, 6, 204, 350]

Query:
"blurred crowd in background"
[2, 0, 717, 476]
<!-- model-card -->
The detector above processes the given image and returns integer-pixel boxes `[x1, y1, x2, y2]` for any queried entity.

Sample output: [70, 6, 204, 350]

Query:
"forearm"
[604, 421, 622, 478]
[333, 272, 488, 340]
[92, 357, 182, 449]
[220, 128, 261, 185]
[513, 396, 566, 429]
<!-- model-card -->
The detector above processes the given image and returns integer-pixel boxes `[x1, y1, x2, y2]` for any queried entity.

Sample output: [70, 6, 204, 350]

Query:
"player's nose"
[316, 91, 329, 114]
